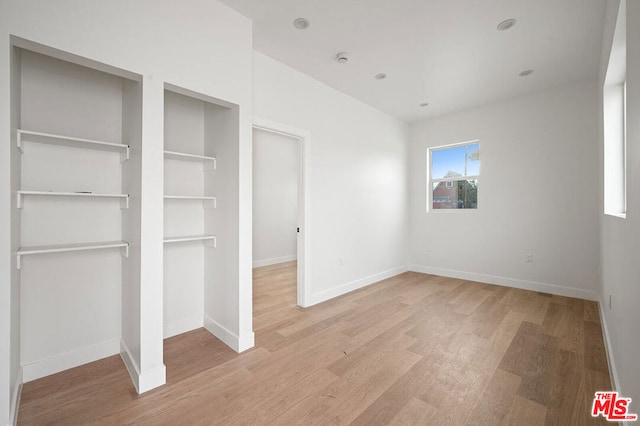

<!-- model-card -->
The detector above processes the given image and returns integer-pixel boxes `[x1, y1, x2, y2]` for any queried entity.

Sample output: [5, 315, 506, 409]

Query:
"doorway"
[252, 117, 309, 308]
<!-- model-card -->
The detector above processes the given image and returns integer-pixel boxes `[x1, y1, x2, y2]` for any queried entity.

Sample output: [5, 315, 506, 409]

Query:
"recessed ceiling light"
[375, 73, 387, 80]
[519, 69, 534, 77]
[293, 18, 310, 30]
[335, 52, 350, 64]
[497, 18, 517, 31]
[419, 102, 429, 107]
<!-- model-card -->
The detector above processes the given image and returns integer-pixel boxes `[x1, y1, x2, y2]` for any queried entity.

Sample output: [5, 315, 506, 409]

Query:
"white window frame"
[427, 139, 480, 212]
[603, 0, 627, 218]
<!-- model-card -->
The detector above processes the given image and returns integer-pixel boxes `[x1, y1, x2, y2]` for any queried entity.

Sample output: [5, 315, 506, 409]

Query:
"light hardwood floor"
[18, 261, 612, 425]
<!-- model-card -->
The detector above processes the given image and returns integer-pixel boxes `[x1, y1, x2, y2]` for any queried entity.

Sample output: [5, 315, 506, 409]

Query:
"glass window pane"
[432, 179, 478, 209]
[431, 145, 467, 179]
[466, 143, 480, 176]
[431, 144, 480, 179]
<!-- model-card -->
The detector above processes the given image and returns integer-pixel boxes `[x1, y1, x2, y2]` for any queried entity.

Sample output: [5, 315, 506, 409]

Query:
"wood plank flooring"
[18, 261, 612, 425]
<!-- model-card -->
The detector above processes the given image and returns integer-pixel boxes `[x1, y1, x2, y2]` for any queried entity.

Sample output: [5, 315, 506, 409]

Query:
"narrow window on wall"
[427, 140, 479, 211]
[604, 0, 626, 218]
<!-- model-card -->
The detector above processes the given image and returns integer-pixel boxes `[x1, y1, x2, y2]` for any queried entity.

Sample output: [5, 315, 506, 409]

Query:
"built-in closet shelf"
[17, 129, 130, 161]
[163, 235, 216, 247]
[164, 150, 217, 169]
[16, 241, 129, 269]
[164, 195, 216, 209]
[17, 190, 129, 209]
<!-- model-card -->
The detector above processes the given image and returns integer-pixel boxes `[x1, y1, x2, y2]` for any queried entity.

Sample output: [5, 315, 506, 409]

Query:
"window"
[604, 0, 626, 217]
[428, 140, 479, 211]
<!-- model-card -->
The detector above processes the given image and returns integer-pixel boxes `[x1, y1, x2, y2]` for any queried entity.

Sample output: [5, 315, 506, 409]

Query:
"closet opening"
[162, 84, 241, 383]
[10, 37, 143, 388]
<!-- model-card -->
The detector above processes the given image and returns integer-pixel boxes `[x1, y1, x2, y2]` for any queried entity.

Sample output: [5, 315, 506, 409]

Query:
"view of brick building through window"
[432, 171, 478, 209]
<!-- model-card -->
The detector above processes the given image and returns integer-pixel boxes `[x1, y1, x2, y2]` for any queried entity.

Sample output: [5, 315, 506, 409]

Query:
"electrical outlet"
[525, 253, 533, 263]
[338, 257, 344, 266]
[609, 293, 612, 309]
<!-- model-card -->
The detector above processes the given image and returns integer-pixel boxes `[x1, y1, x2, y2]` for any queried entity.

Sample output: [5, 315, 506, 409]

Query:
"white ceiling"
[219, 0, 607, 123]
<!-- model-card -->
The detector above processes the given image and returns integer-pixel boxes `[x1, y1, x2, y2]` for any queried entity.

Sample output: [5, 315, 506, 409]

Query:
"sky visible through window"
[431, 143, 480, 179]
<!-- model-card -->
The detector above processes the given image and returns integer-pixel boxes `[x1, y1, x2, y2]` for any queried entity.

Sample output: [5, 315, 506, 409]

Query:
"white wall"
[0, 0, 253, 421]
[409, 80, 600, 300]
[252, 128, 299, 267]
[4, 40, 21, 426]
[599, 0, 640, 409]
[253, 52, 409, 306]
[120, 76, 143, 398]
[202, 102, 247, 351]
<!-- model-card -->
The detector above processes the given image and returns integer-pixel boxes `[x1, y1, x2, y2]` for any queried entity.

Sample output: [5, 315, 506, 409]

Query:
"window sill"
[604, 212, 626, 219]
[427, 208, 478, 214]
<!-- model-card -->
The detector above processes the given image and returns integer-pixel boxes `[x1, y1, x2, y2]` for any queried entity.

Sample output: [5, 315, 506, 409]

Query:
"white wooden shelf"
[17, 190, 129, 209]
[164, 150, 217, 169]
[16, 241, 129, 269]
[163, 235, 216, 247]
[17, 129, 129, 161]
[164, 195, 216, 209]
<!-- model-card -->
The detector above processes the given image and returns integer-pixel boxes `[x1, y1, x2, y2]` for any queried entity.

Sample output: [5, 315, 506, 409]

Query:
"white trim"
[203, 315, 254, 352]
[429, 208, 479, 214]
[22, 339, 120, 382]
[305, 265, 409, 307]
[604, 212, 626, 219]
[252, 118, 306, 141]
[432, 175, 479, 183]
[163, 314, 204, 339]
[429, 138, 480, 152]
[119, 340, 166, 394]
[237, 331, 256, 353]
[408, 264, 599, 301]
[120, 340, 140, 391]
[623, 81, 627, 217]
[252, 255, 297, 268]
[598, 298, 620, 395]
[137, 365, 166, 394]
[252, 116, 311, 308]
[9, 368, 22, 426]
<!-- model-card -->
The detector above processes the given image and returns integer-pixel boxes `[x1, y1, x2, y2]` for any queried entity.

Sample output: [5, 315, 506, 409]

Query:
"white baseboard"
[237, 331, 255, 352]
[203, 315, 254, 353]
[119, 339, 140, 392]
[252, 255, 297, 268]
[305, 265, 409, 307]
[22, 339, 120, 382]
[9, 367, 22, 426]
[598, 297, 620, 394]
[137, 365, 166, 394]
[163, 314, 204, 339]
[408, 264, 599, 301]
[120, 340, 166, 394]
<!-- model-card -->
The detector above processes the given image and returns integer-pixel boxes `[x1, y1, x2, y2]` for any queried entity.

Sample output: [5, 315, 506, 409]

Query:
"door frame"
[252, 117, 311, 308]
